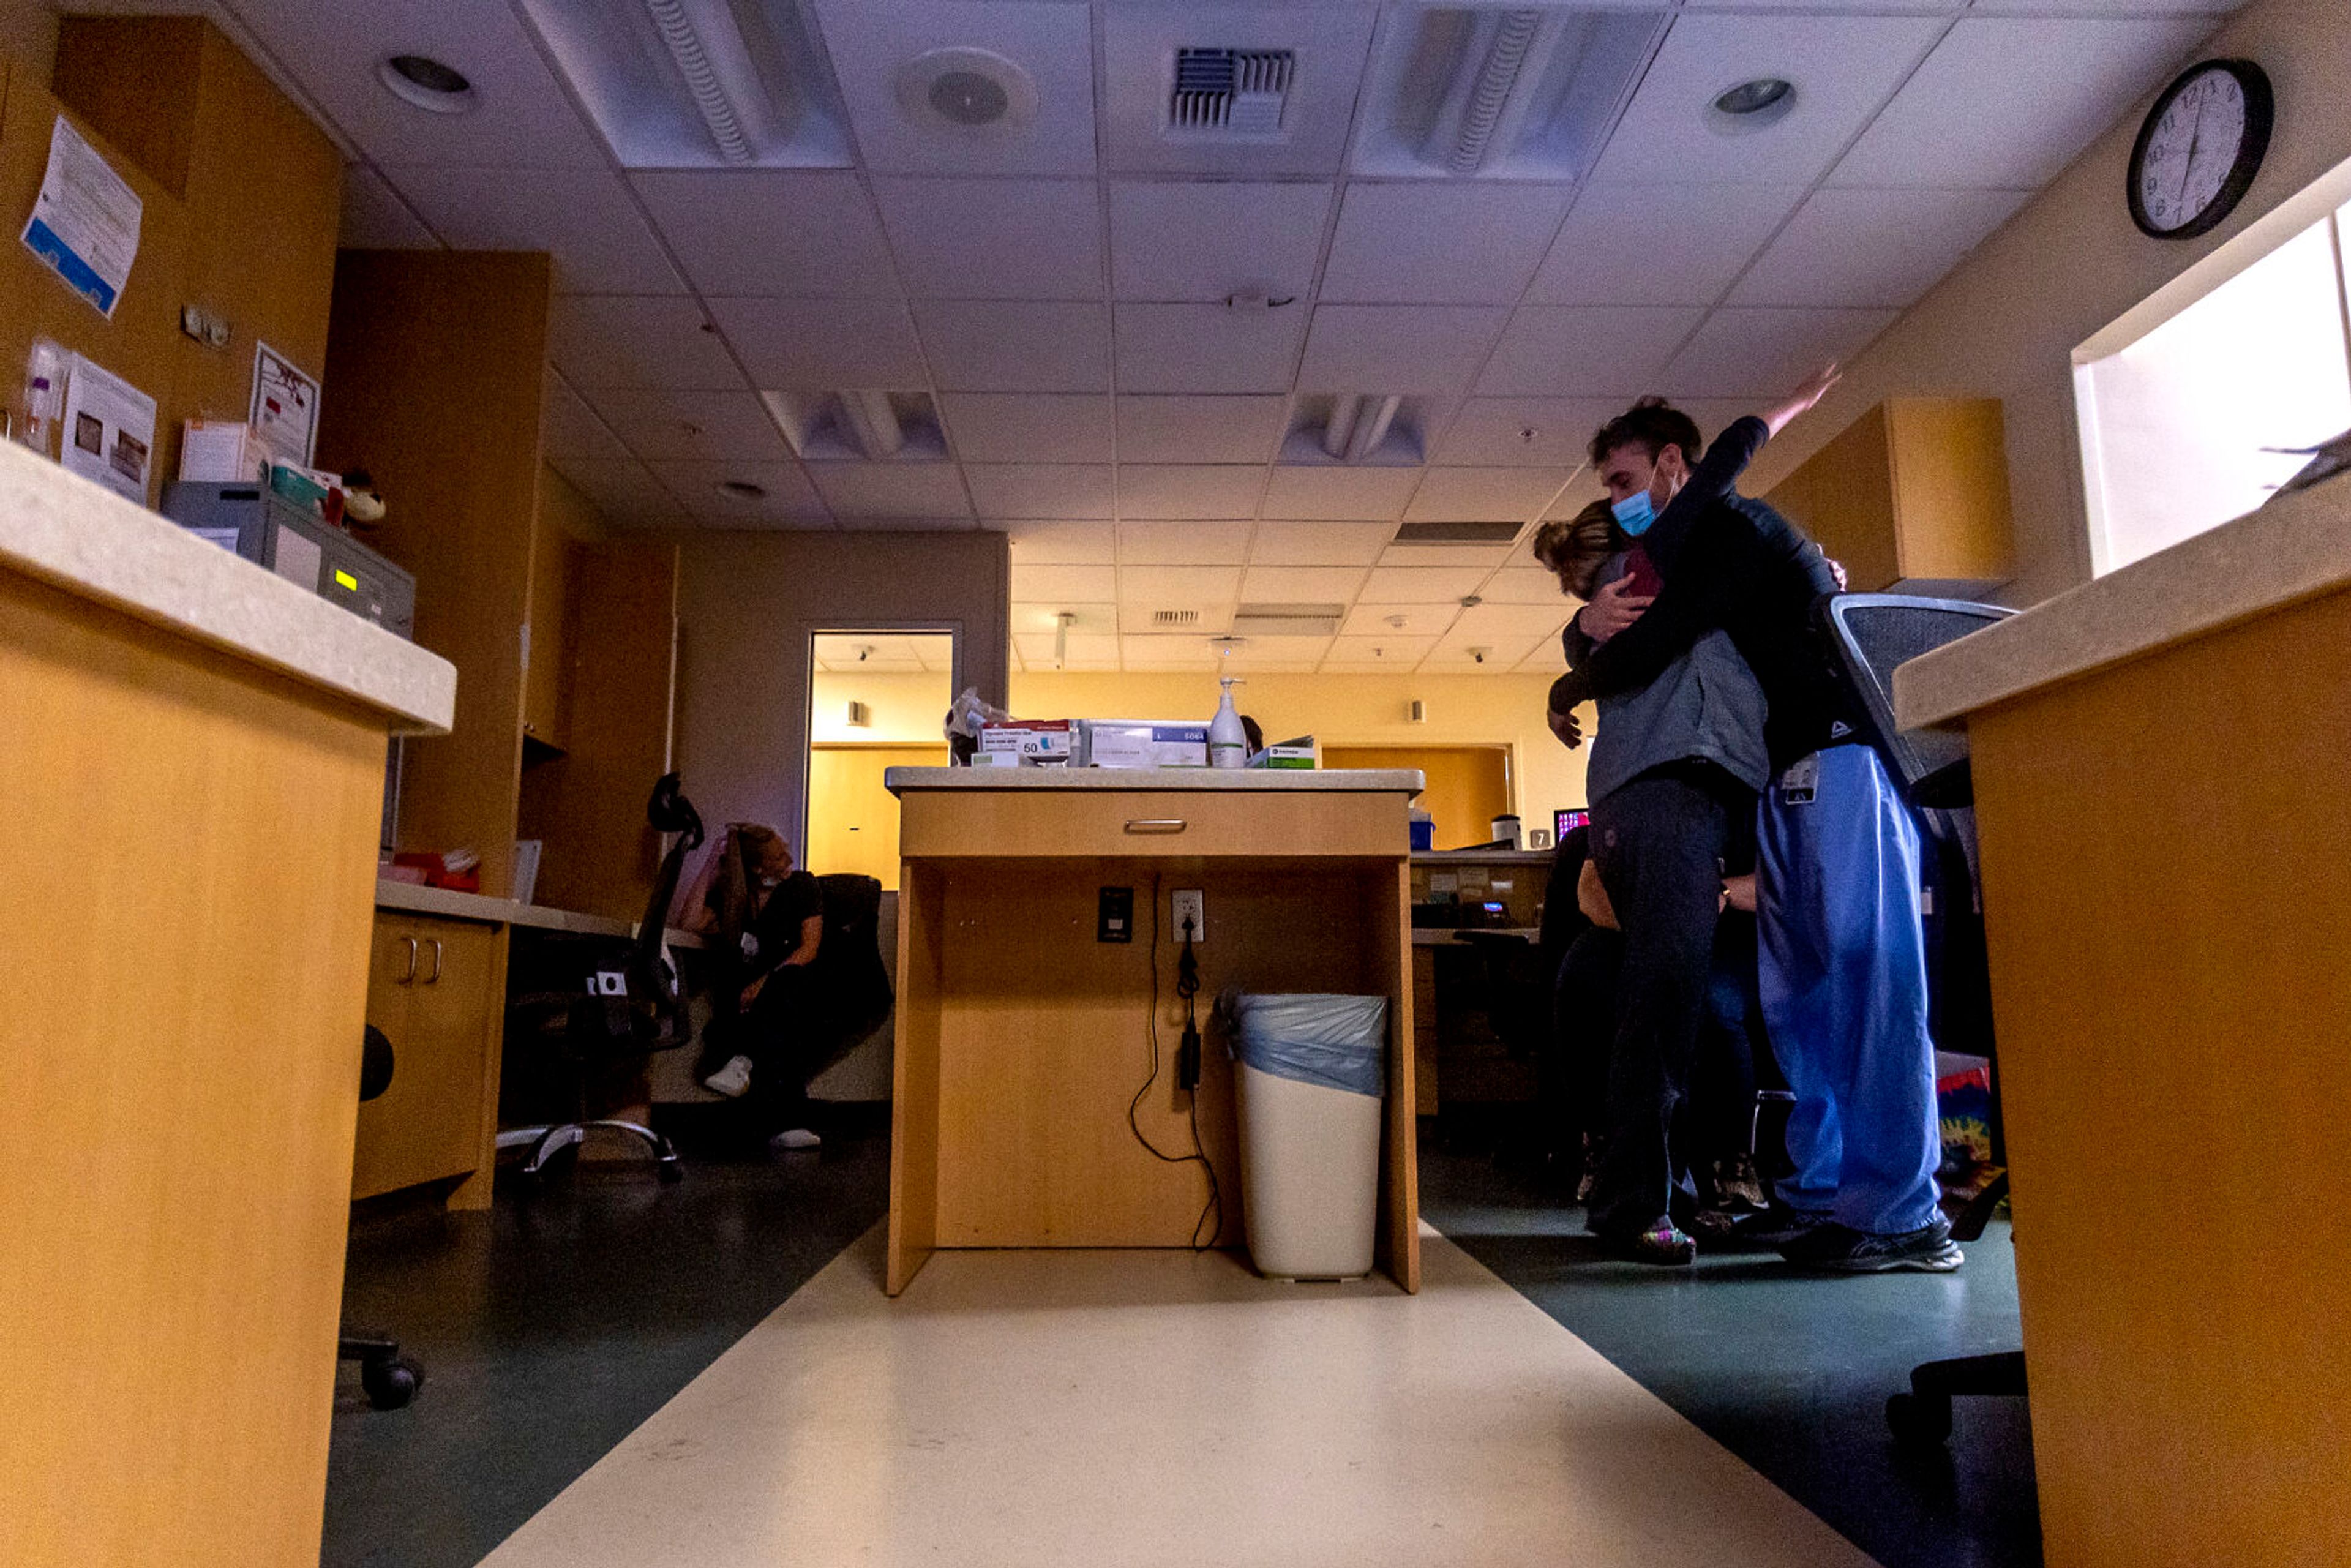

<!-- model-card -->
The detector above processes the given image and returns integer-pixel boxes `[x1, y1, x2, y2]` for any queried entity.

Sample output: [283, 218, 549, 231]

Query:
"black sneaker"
[1600, 1221, 1697, 1267]
[1782, 1214, 1963, 1273]
[1727, 1204, 1831, 1250]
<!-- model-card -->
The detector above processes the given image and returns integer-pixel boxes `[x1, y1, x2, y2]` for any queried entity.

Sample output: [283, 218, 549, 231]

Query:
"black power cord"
[1125, 874, 1224, 1250]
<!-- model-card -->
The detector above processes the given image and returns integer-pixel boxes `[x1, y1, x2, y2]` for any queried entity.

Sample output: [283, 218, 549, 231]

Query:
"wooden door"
[1323, 745, 1511, 850]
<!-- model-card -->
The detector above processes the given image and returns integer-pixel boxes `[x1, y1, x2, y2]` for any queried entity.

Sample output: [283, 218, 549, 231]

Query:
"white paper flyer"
[250, 342, 320, 466]
[61, 354, 159, 506]
[20, 117, 142, 318]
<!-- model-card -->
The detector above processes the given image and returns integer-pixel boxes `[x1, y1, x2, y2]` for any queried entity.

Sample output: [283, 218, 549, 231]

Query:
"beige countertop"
[0, 440, 454, 733]
[1895, 475, 2351, 729]
[375, 879, 703, 947]
[885, 765, 1425, 794]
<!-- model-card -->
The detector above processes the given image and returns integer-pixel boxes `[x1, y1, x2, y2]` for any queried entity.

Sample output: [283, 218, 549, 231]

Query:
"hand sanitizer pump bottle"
[1209, 675, 1248, 769]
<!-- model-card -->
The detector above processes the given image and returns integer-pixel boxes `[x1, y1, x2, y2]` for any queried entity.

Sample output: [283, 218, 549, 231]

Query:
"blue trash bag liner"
[1230, 992, 1387, 1098]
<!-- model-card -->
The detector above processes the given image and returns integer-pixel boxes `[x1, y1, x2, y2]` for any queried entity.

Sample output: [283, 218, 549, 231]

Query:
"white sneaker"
[770, 1127, 821, 1151]
[702, 1054, 754, 1098]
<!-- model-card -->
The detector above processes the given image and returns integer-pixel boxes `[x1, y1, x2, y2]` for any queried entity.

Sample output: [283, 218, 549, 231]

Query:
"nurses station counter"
[1894, 475, 2351, 1568]
[882, 767, 1426, 1296]
[0, 441, 454, 1566]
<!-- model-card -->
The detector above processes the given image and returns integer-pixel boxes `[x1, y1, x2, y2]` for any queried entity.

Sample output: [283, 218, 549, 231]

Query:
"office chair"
[1810, 593, 2025, 1447]
[341, 1024, 424, 1410]
[501, 773, 705, 1184]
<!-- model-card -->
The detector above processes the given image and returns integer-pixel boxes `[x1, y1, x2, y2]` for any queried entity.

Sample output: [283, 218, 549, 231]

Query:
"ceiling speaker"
[895, 47, 1039, 136]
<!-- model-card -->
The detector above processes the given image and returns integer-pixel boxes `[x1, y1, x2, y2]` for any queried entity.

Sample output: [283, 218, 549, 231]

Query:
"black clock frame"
[2128, 59, 2274, 241]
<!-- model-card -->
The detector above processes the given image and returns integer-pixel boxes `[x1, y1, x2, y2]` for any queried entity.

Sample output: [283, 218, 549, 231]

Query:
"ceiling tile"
[1109, 182, 1335, 301]
[632, 171, 898, 297]
[1482, 567, 1571, 606]
[1541, 467, 1610, 522]
[1014, 631, 1122, 670]
[1116, 465, 1265, 520]
[1729, 187, 2032, 309]
[873, 178, 1104, 299]
[1657, 308, 1902, 399]
[1002, 520, 1116, 563]
[1453, 601, 1573, 639]
[585, 388, 792, 462]
[550, 296, 743, 390]
[1518, 639, 1570, 675]
[1012, 563, 1120, 603]
[1239, 565, 1368, 602]
[1379, 542, 1513, 568]
[647, 460, 830, 527]
[1341, 602, 1457, 636]
[1529, 184, 1805, 306]
[808, 463, 975, 520]
[1118, 565, 1243, 604]
[1116, 396, 1289, 463]
[1119, 635, 1225, 669]
[1426, 628, 1543, 668]
[709, 296, 929, 388]
[339, 165, 438, 249]
[917, 302, 1111, 390]
[1359, 565, 1491, 603]
[546, 458, 688, 527]
[1248, 521, 1395, 565]
[1590, 13, 1948, 186]
[964, 463, 1116, 519]
[1434, 399, 1616, 467]
[814, 0, 1098, 177]
[942, 394, 1114, 463]
[1323, 634, 1436, 670]
[1834, 16, 2216, 190]
[1298, 306, 1510, 398]
[833, 514, 981, 532]
[1098, 5, 1378, 178]
[544, 372, 631, 465]
[1259, 465, 1423, 521]
[1117, 520, 1256, 565]
[1011, 601, 1118, 636]
[231, 0, 609, 170]
[1403, 467, 1573, 523]
[1479, 307, 1705, 397]
[1321, 184, 1573, 305]
[1114, 303, 1309, 394]
[396, 166, 681, 294]
[1219, 635, 1332, 672]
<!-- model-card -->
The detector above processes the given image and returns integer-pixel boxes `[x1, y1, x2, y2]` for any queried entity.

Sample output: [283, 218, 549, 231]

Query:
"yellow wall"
[1742, 0, 2351, 607]
[811, 668, 953, 744]
[806, 743, 947, 890]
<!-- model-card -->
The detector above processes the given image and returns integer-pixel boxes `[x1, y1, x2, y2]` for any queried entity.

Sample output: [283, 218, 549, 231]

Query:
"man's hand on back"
[1577, 576, 1652, 643]
[1547, 706, 1584, 750]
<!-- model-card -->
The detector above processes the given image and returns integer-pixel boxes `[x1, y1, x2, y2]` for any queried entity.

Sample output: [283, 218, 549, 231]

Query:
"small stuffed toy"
[341, 467, 386, 527]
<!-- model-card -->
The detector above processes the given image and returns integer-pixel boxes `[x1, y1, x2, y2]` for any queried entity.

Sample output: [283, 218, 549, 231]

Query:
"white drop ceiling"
[167, 0, 2233, 673]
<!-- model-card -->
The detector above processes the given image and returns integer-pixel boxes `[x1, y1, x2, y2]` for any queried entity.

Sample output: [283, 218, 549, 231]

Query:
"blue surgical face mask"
[1611, 488, 1656, 536]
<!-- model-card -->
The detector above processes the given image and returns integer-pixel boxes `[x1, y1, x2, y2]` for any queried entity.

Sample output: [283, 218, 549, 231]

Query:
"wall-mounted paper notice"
[249, 342, 319, 466]
[61, 354, 157, 506]
[21, 118, 141, 318]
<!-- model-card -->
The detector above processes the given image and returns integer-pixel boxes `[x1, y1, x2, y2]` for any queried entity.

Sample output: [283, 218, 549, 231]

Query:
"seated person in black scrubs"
[693, 824, 827, 1149]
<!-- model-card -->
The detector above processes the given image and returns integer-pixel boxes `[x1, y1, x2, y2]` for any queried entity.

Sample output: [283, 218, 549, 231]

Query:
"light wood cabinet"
[1764, 397, 2015, 591]
[522, 509, 574, 749]
[353, 912, 506, 1204]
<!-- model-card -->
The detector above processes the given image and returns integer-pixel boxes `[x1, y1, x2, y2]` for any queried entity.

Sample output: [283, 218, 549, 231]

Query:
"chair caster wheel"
[362, 1356, 424, 1410]
[657, 1160, 684, 1185]
[1886, 1390, 1951, 1447]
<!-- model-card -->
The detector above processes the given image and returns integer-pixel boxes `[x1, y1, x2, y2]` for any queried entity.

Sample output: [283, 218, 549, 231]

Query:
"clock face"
[2129, 61, 2273, 241]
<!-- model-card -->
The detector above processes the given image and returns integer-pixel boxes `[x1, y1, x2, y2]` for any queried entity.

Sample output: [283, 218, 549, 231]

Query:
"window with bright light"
[2077, 208, 2351, 573]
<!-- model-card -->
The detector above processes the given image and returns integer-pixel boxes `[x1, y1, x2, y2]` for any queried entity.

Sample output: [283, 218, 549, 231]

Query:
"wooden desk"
[1894, 477, 2351, 1568]
[883, 768, 1425, 1296]
[0, 443, 453, 1566]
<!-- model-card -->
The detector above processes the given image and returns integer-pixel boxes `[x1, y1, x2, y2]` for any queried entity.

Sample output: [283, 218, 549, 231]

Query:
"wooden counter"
[1892, 477, 2351, 1568]
[1, 443, 452, 1566]
[882, 768, 1424, 1296]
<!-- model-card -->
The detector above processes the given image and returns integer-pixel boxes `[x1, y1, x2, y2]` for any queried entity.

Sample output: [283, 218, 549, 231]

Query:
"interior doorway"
[804, 632, 956, 891]
[1322, 745, 1512, 850]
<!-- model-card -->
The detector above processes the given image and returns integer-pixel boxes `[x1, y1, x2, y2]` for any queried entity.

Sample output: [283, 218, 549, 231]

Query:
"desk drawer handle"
[397, 936, 418, 984]
[1124, 819, 1188, 835]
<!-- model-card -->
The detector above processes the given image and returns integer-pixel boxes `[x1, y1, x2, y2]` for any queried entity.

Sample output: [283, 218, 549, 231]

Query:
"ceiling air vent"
[1169, 47, 1295, 138]
[1230, 602, 1344, 636]
[1392, 521, 1521, 545]
[1151, 609, 1202, 628]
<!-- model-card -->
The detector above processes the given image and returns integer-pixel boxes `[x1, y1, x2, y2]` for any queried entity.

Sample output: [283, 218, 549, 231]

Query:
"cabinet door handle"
[398, 936, 418, 983]
[424, 939, 444, 985]
[1123, 819, 1187, 835]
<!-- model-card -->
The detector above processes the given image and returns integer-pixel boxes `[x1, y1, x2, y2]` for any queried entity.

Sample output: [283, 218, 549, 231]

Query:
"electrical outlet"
[1171, 888, 1204, 942]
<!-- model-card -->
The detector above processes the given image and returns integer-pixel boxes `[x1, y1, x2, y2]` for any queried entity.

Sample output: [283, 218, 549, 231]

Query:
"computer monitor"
[1554, 808, 1590, 841]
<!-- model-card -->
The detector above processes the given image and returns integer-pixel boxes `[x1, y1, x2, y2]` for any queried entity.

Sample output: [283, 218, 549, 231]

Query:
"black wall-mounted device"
[1097, 886, 1134, 943]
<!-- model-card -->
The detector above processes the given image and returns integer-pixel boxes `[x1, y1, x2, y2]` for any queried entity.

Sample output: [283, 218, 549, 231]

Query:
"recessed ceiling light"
[894, 48, 1038, 136]
[377, 54, 477, 116]
[718, 479, 767, 500]
[1707, 77, 1795, 136]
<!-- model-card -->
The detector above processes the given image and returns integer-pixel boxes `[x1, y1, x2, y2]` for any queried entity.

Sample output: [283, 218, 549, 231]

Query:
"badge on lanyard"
[1780, 754, 1820, 806]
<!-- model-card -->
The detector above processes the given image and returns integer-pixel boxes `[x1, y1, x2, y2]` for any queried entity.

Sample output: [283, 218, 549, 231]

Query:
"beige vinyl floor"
[483, 1222, 1878, 1567]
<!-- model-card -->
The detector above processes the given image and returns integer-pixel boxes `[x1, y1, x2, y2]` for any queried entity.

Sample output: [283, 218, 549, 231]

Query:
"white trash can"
[1230, 993, 1387, 1281]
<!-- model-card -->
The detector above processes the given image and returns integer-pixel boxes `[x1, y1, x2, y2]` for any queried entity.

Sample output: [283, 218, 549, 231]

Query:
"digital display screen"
[1554, 808, 1591, 841]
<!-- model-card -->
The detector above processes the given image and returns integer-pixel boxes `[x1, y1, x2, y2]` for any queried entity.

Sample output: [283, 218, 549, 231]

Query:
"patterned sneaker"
[1602, 1221, 1697, 1266]
[1784, 1214, 1963, 1273]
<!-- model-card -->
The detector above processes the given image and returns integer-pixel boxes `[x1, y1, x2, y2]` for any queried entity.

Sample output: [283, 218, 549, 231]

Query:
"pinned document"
[20, 117, 141, 318]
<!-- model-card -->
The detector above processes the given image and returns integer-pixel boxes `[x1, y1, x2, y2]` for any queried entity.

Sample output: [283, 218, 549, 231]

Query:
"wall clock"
[2128, 59, 2273, 241]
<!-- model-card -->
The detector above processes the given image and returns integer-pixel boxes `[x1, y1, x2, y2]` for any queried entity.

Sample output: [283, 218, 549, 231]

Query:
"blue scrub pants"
[1756, 743, 1943, 1237]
